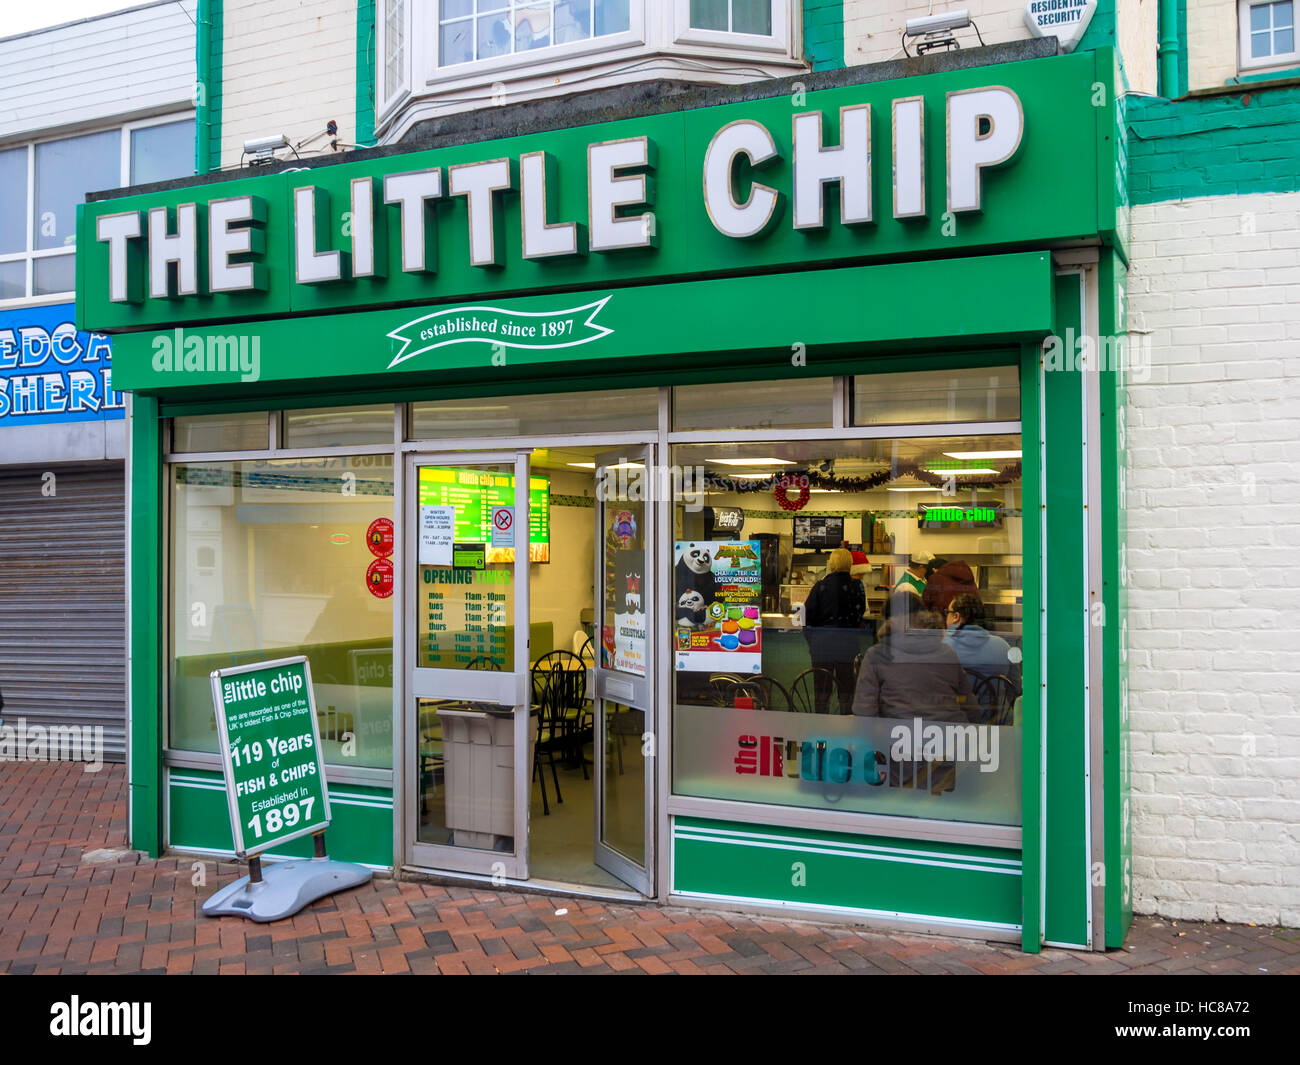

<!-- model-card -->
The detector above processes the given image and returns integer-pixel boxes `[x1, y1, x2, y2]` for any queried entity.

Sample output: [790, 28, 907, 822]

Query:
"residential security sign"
[209, 656, 330, 857]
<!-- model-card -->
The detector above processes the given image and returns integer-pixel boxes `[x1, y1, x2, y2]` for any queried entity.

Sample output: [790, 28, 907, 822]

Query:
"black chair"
[530, 651, 592, 816]
[967, 670, 1019, 725]
[790, 667, 832, 713]
[742, 675, 793, 712]
[705, 673, 743, 707]
[465, 655, 502, 670]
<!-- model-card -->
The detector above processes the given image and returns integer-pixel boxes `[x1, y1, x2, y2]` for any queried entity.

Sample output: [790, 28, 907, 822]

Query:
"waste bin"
[439, 706, 523, 850]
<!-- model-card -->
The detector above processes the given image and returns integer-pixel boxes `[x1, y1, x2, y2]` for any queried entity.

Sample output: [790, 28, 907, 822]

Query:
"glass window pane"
[34, 129, 120, 251]
[854, 366, 1019, 425]
[673, 376, 832, 431]
[478, 12, 513, 57]
[733, 0, 772, 35]
[0, 148, 26, 255]
[1251, 3, 1271, 31]
[478, 0, 508, 10]
[1253, 29, 1273, 56]
[444, 0, 473, 17]
[671, 433, 1024, 827]
[690, 0, 729, 31]
[130, 120, 194, 186]
[593, 0, 629, 34]
[556, 0, 592, 42]
[1281, 1, 1295, 27]
[411, 387, 657, 438]
[172, 412, 270, 453]
[1277, 27, 1294, 51]
[284, 404, 395, 448]
[515, 5, 552, 49]
[169, 458, 395, 767]
[0, 260, 25, 300]
[33, 253, 75, 295]
[441, 17, 475, 64]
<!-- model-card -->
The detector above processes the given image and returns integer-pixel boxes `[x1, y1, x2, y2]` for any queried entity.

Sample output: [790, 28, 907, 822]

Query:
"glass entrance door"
[592, 445, 655, 894]
[406, 451, 532, 879]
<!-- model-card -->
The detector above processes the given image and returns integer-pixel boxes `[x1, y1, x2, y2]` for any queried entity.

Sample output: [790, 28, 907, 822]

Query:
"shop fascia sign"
[94, 86, 1023, 310]
[81, 51, 1114, 335]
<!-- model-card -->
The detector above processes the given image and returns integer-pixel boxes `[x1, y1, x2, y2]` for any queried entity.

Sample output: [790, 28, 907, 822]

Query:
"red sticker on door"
[366, 517, 394, 558]
[366, 557, 395, 598]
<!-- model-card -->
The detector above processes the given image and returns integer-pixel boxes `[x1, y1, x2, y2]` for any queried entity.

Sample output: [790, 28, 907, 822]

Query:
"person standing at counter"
[892, 550, 934, 600]
[801, 547, 866, 714]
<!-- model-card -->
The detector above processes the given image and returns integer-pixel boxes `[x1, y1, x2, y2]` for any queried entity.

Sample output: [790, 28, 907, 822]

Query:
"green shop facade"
[78, 46, 1133, 951]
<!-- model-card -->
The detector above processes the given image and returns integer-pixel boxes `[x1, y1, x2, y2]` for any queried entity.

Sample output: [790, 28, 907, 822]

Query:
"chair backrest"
[966, 670, 1017, 724]
[752, 675, 792, 712]
[532, 649, 587, 715]
[465, 656, 502, 671]
[576, 636, 595, 665]
[789, 667, 831, 713]
[706, 673, 742, 707]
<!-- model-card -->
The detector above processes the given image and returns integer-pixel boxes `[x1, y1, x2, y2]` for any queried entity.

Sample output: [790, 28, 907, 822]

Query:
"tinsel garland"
[703, 462, 1022, 494]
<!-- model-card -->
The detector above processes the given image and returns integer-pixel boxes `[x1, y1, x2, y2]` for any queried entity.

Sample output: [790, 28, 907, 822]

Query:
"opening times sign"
[210, 656, 331, 857]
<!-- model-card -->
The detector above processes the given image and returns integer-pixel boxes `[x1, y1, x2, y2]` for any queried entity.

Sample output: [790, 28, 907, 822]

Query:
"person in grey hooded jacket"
[852, 608, 975, 722]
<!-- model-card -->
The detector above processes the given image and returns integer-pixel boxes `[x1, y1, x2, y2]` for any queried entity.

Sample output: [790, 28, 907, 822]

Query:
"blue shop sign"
[0, 303, 123, 425]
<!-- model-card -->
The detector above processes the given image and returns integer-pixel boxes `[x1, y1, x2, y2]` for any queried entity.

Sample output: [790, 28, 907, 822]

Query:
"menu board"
[793, 514, 844, 548]
[417, 467, 550, 563]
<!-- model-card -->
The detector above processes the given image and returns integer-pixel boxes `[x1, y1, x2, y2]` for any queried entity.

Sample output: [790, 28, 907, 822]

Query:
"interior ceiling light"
[708, 458, 795, 466]
[942, 450, 1023, 460]
[926, 467, 998, 476]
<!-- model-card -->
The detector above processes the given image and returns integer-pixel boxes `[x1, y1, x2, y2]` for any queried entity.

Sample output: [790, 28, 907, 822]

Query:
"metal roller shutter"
[0, 463, 126, 762]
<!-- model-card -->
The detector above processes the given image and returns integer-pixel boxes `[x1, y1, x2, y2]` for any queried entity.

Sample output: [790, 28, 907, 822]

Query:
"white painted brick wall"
[1187, 0, 1237, 91]
[220, 0, 360, 168]
[1127, 189, 1300, 927]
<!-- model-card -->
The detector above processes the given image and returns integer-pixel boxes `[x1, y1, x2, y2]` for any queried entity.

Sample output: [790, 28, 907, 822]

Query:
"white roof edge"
[0, 0, 194, 47]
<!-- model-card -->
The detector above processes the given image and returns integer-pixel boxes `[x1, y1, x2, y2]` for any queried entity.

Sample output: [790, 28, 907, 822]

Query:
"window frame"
[0, 111, 194, 310]
[1238, 0, 1299, 72]
[673, 0, 791, 56]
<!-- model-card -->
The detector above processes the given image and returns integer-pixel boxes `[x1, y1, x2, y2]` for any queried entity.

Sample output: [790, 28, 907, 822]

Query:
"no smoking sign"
[490, 505, 515, 548]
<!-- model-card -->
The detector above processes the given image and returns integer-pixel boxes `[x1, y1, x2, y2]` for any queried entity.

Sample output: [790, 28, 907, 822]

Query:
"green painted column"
[1019, 338, 1044, 952]
[195, 0, 223, 173]
[129, 395, 164, 857]
[356, 0, 376, 147]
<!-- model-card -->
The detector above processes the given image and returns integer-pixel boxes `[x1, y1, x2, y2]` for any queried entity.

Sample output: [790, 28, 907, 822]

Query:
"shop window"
[284, 405, 396, 448]
[410, 386, 657, 438]
[670, 432, 1024, 827]
[172, 413, 271, 454]
[853, 366, 1020, 426]
[672, 376, 832, 432]
[169, 458, 396, 768]
[1240, 0, 1298, 68]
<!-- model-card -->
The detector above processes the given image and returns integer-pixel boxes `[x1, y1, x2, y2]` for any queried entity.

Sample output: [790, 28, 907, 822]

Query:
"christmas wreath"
[773, 474, 811, 511]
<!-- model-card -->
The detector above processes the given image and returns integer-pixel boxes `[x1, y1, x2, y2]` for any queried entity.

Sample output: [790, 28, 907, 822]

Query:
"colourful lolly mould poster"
[674, 540, 762, 673]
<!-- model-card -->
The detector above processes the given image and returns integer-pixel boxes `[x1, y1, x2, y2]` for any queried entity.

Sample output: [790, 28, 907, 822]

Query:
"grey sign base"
[202, 858, 372, 923]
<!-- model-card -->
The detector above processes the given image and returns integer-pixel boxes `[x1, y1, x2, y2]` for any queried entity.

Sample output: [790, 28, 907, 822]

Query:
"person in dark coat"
[852, 609, 975, 723]
[801, 548, 866, 714]
[921, 558, 980, 615]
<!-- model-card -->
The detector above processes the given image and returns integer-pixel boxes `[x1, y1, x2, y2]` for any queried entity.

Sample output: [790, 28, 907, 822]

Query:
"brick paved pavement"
[2, 760, 1298, 975]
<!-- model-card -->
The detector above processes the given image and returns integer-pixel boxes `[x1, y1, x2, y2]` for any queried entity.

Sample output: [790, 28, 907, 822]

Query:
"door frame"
[591, 442, 657, 895]
[401, 448, 532, 879]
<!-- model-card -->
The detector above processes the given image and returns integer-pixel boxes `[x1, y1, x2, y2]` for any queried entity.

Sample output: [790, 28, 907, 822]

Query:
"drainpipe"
[1158, 0, 1181, 98]
[195, 0, 212, 174]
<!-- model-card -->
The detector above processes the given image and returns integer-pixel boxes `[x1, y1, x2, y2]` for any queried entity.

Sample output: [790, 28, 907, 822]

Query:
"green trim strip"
[1018, 338, 1043, 952]
[802, 0, 845, 71]
[129, 396, 163, 857]
[356, 0, 376, 147]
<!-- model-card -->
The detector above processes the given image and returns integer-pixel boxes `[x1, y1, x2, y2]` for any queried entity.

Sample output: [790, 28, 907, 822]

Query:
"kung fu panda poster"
[674, 540, 762, 674]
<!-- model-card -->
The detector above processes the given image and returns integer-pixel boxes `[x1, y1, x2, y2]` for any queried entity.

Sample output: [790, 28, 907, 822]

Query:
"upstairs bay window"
[376, 1, 802, 139]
